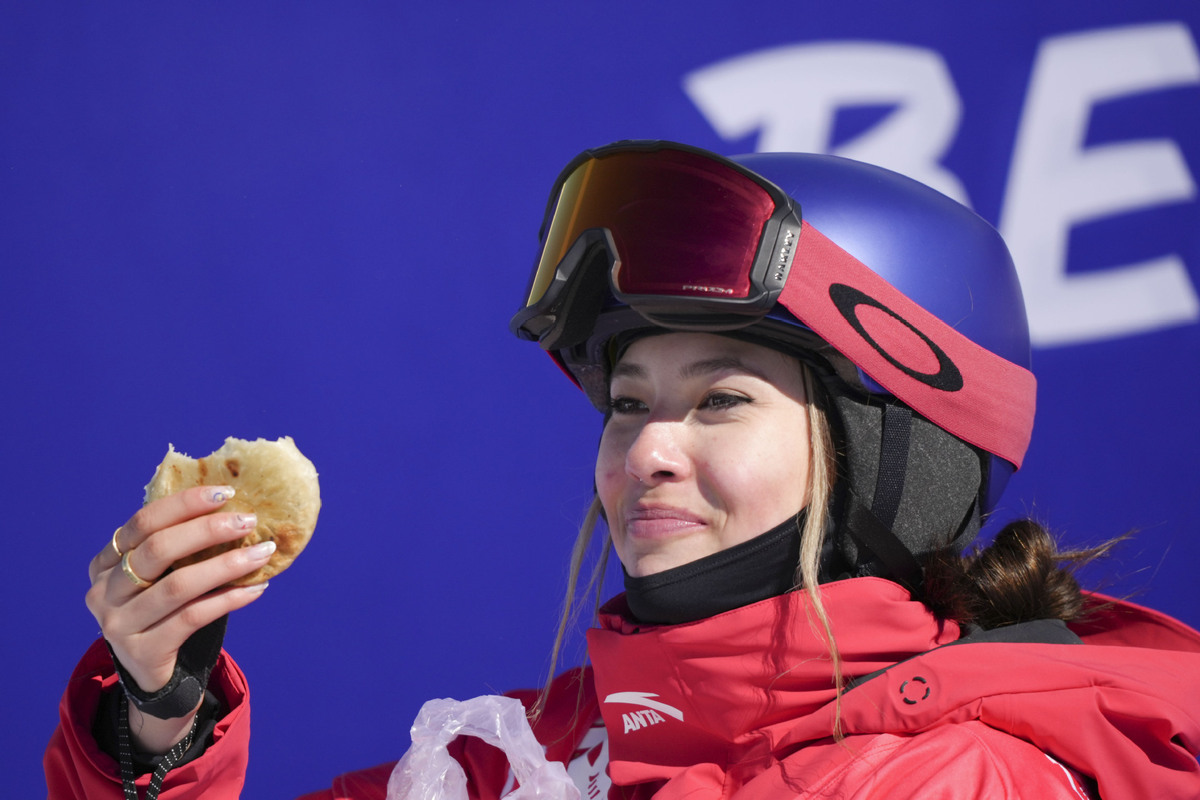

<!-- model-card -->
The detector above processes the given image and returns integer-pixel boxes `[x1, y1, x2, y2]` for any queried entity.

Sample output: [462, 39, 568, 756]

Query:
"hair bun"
[964, 520, 1086, 628]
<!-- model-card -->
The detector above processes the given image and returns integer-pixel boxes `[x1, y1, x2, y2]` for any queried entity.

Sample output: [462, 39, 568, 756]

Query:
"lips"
[623, 504, 707, 539]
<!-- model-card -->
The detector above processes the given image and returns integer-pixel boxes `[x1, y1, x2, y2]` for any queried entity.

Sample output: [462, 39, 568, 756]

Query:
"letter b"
[684, 42, 969, 203]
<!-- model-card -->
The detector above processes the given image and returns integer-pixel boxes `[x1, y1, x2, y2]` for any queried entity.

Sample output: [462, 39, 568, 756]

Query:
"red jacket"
[46, 578, 1200, 799]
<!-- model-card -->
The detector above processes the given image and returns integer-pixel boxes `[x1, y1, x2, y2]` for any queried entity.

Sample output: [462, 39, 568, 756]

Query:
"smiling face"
[595, 332, 813, 578]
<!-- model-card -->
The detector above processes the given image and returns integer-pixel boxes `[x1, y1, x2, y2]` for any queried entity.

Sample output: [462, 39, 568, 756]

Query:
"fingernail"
[243, 581, 269, 594]
[246, 540, 276, 559]
[234, 513, 257, 530]
[208, 486, 236, 503]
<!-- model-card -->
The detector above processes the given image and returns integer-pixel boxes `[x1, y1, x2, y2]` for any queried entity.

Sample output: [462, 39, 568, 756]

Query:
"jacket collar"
[587, 577, 957, 786]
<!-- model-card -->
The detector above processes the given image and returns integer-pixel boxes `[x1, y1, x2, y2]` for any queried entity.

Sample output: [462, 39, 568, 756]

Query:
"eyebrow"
[611, 356, 770, 382]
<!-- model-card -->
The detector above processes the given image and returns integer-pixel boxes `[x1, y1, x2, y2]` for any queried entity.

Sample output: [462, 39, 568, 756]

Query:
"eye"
[701, 392, 750, 411]
[607, 396, 646, 416]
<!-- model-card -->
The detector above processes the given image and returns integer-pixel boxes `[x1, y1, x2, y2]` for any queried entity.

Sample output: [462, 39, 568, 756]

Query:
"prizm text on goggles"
[510, 140, 803, 351]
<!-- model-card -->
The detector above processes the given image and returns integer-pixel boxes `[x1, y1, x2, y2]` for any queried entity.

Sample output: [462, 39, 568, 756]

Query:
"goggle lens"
[528, 147, 778, 308]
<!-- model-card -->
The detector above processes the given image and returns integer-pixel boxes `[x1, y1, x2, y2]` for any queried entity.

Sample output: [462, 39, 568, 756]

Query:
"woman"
[47, 141, 1200, 799]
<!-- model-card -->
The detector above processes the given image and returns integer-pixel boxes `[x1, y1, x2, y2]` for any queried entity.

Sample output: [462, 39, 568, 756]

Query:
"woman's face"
[596, 332, 812, 578]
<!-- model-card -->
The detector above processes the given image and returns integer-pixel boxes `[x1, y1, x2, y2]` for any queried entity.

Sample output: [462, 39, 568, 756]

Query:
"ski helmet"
[512, 140, 1035, 586]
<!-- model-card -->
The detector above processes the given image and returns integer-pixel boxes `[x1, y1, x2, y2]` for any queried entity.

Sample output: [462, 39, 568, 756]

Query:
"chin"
[625, 549, 709, 578]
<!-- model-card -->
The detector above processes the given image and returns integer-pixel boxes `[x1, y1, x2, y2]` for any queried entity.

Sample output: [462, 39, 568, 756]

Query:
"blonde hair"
[537, 361, 843, 726]
[795, 365, 843, 734]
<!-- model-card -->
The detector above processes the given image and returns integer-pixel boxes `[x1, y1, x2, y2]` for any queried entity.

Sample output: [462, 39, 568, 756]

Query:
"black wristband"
[106, 615, 228, 720]
[109, 652, 205, 719]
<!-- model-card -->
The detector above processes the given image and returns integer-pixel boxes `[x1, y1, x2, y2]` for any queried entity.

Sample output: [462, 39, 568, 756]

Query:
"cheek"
[763, 420, 812, 510]
[713, 420, 810, 520]
[594, 429, 626, 510]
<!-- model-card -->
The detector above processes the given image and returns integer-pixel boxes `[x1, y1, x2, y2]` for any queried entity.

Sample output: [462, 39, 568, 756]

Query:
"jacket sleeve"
[44, 637, 252, 800]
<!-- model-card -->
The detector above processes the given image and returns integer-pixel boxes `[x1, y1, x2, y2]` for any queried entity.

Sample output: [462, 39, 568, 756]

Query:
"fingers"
[125, 484, 238, 550]
[123, 511, 258, 590]
[90, 485, 235, 583]
[89, 523, 274, 627]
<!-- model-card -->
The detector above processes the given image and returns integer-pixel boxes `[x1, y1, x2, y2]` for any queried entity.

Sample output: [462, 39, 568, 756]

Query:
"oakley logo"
[829, 283, 964, 392]
[604, 691, 684, 734]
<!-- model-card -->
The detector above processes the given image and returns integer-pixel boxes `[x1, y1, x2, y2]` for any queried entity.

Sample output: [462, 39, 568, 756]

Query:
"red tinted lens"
[531, 148, 777, 305]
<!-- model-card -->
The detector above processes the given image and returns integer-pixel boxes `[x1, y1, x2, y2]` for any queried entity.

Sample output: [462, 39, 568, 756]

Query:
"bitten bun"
[144, 436, 320, 586]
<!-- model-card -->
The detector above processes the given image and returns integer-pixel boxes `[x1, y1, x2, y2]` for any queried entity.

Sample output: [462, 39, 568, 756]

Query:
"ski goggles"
[510, 140, 803, 350]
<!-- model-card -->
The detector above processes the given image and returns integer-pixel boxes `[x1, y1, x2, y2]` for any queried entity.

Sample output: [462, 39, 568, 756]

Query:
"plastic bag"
[387, 695, 582, 800]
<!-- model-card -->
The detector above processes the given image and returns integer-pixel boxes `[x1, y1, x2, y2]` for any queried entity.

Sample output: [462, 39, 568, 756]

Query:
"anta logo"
[603, 691, 684, 735]
[621, 708, 666, 733]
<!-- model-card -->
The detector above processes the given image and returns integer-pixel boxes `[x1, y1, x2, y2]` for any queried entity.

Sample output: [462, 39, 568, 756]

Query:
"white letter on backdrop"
[684, 42, 968, 204]
[1000, 23, 1200, 346]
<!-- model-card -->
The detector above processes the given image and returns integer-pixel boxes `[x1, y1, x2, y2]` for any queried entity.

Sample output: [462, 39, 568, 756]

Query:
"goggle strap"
[779, 222, 1036, 469]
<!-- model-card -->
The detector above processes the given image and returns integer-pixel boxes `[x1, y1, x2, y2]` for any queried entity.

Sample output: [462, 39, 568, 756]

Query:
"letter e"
[1000, 23, 1200, 346]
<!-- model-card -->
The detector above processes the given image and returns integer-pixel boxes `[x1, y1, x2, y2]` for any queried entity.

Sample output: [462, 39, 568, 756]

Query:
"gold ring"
[121, 551, 154, 589]
[111, 528, 124, 558]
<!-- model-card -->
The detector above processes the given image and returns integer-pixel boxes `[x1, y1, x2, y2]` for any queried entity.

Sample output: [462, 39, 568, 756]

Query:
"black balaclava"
[623, 514, 804, 625]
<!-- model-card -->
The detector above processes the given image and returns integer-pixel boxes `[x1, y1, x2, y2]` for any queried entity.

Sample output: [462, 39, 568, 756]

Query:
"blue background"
[6, 3, 1198, 797]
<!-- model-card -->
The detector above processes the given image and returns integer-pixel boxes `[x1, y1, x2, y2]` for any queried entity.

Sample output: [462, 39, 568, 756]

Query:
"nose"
[624, 420, 691, 485]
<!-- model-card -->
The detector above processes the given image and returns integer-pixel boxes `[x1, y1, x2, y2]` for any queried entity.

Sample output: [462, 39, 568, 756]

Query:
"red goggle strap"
[780, 222, 1036, 469]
